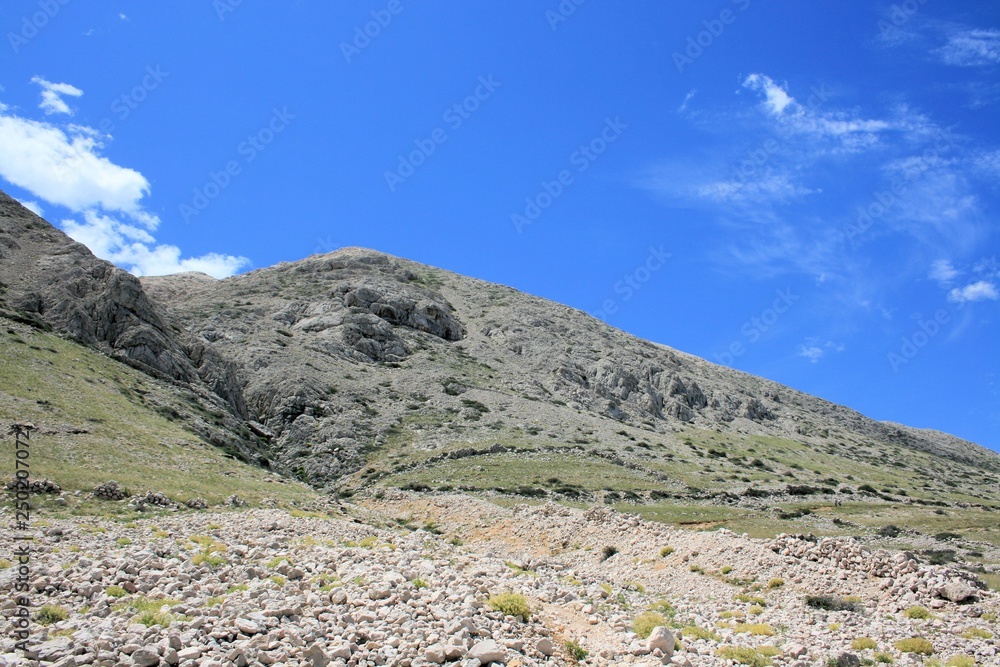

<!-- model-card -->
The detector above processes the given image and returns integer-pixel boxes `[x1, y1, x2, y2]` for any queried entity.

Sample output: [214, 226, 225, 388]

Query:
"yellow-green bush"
[488, 593, 530, 621]
[894, 637, 933, 655]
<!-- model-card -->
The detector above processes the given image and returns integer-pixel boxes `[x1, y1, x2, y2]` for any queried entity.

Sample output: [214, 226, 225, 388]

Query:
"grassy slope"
[0, 318, 319, 510]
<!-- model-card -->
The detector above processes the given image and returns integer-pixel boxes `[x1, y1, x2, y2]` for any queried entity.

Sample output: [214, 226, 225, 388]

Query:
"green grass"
[564, 640, 587, 662]
[717, 646, 775, 666]
[682, 626, 720, 642]
[960, 627, 992, 640]
[36, 605, 69, 625]
[852, 637, 878, 650]
[0, 323, 319, 509]
[733, 623, 776, 636]
[894, 637, 934, 655]
[488, 593, 530, 621]
[903, 606, 931, 619]
[632, 612, 668, 639]
[105, 585, 128, 598]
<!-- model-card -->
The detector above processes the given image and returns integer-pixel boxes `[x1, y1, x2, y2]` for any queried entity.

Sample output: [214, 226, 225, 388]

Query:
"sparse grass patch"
[721, 566, 733, 574]
[116, 537, 131, 547]
[682, 625, 720, 642]
[717, 646, 774, 666]
[412, 578, 428, 589]
[749, 605, 764, 616]
[105, 585, 128, 598]
[632, 612, 668, 639]
[736, 594, 766, 606]
[660, 546, 674, 557]
[903, 606, 931, 619]
[852, 637, 878, 650]
[488, 593, 530, 621]
[960, 627, 992, 640]
[767, 577, 784, 589]
[829, 622, 842, 631]
[226, 584, 248, 594]
[874, 652, 893, 663]
[894, 637, 933, 655]
[945, 657, 976, 667]
[565, 640, 588, 663]
[36, 605, 69, 625]
[734, 623, 775, 636]
[0, 559, 12, 569]
[270, 575, 287, 586]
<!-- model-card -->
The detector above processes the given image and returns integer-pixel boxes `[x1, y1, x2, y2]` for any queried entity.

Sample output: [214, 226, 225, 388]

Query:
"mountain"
[2, 192, 999, 514]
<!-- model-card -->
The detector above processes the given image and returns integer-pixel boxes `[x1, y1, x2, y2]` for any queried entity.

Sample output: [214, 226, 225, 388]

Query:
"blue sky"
[1, 1, 998, 450]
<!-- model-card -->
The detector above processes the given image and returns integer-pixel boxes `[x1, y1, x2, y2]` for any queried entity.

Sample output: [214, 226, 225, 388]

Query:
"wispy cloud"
[929, 259, 959, 285]
[31, 76, 83, 116]
[934, 28, 1000, 67]
[796, 338, 845, 363]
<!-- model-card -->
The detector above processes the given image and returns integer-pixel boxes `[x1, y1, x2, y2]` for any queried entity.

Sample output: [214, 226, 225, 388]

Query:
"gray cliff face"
[0, 192, 246, 420]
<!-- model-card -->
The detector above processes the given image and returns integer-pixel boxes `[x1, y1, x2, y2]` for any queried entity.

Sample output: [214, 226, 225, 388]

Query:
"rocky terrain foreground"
[2, 493, 997, 667]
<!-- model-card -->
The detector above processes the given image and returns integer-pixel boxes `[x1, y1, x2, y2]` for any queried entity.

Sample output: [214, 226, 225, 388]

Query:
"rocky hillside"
[2, 191, 999, 510]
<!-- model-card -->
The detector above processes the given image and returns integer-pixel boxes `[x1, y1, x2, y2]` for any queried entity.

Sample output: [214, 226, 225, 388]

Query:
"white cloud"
[16, 199, 43, 216]
[929, 259, 959, 285]
[0, 111, 154, 223]
[0, 86, 249, 279]
[797, 344, 824, 363]
[31, 76, 83, 116]
[61, 211, 249, 278]
[935, 28, 1000, 66]
[696, 174, 818, 203]
[796, 338, 845, 363]
[743, 74, 794, 115]
[678, 89, 696, 113]
[741, 73, 892, 153]
[947, 280, 999, 304]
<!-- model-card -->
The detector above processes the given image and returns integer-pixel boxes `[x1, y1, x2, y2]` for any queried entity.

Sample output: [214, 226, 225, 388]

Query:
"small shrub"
[734, 622, 775, 636]
[945, 657, 975, 667]
[904, 606, 930, 619]
[192, 553, 227, 567]
[270, 575, 287, 586]
[877, 525, 902, 538]
[682, 625, 720, 641]
[632, 612, 668, 639]
[565, 640, 587, 662]
[805, 595, 860, 612]
[894, 637, 933, 655]
[660, 546, 674, 557]
[750, 605, 765, 616]
[648, 599, 674, 615]
[0, 559, 12, 569]
[690, 564, 704, 573]
[105, 585, 128, 598]
[852, 637, 878, 650]
[37, 605, 69, 625]
[135, 610, 172, 627]
[829, 622, 842, 631]
[488, 593, 530, 621]
[960, 627, 992, 640]
[412, 578, 428, 589]
[874, 652, 893, 663]
[721, 566, 733, 574]
[116, 537, 131, 547]
[717, 646, 773, 666]
[736, 594, 767, 606]
[767, 577, 784, 589]
[602, 545, 618, 561]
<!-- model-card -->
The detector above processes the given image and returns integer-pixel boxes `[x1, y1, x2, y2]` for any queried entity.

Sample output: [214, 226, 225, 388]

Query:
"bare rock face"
[0, 192, 246, 418]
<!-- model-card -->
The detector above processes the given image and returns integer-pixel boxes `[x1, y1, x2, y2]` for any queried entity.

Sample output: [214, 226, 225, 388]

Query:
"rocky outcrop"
[0, 192, 247, 417]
